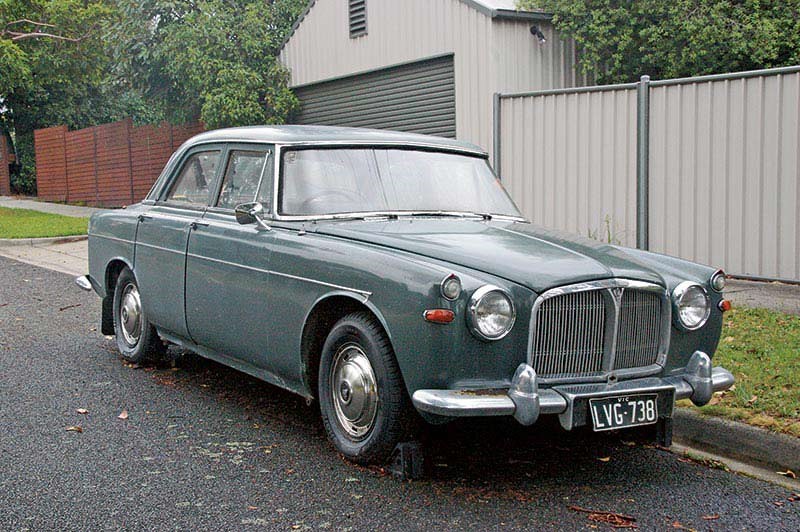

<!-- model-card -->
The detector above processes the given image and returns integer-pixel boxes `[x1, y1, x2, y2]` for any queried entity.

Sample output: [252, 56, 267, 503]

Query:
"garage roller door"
[292, 56, 456, 138]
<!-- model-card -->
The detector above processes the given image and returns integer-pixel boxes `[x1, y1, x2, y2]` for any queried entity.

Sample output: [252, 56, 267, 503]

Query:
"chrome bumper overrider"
[412, 351, 735, 430]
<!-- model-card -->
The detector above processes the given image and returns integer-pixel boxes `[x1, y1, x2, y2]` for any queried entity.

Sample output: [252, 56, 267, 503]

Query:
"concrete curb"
[0, 235, 88, 247]
[673, 408, 800, 475]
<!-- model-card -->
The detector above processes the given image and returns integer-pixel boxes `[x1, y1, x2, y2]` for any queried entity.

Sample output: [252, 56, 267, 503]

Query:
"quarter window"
[216, 150, 272, 210]
[165, 151, 221, 205]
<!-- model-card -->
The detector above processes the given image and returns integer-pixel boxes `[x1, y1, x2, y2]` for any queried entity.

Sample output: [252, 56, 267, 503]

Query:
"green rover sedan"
[76, 125, 734, 464]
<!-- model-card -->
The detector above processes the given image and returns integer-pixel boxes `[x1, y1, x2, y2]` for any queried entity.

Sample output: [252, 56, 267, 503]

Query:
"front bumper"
[411, 351, 734, 430]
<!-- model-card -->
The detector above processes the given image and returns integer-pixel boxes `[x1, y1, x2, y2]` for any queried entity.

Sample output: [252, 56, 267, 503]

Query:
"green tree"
[114, 0, 307, 129]
[1, 0, 145, 194]
[519, 0, 800, 83]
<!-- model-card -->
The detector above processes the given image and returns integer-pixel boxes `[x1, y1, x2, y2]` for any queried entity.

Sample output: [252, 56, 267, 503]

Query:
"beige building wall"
[280, 0, 584, 155]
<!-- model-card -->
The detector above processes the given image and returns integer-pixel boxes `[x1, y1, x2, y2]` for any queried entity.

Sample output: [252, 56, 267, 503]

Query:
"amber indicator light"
[424, 309, 455, 324]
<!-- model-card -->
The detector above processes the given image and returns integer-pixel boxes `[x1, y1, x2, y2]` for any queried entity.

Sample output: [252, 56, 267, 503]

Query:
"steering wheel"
[299, 188, 370, 214]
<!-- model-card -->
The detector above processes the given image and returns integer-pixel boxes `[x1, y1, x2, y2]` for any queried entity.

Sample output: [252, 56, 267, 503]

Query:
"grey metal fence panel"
[498, 66, 800, 282]
[499, 87, 639, 247]
[649, 70, 800, 282]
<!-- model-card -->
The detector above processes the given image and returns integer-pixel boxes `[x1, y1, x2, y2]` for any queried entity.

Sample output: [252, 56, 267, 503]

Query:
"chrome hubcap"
[119, 283, 142, 346]
[330, 343, 378, 440]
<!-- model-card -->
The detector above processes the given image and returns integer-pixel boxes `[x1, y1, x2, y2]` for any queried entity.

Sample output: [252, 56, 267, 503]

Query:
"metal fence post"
[636, 75, 651, 250]
[493, 92, 502, 178]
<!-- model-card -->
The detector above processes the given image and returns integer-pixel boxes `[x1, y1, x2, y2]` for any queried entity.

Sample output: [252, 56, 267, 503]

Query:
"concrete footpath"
[0, 195, 102, 217]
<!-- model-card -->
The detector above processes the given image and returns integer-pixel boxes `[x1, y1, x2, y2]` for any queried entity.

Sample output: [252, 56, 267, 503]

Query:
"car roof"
[183, 125, 487, 156]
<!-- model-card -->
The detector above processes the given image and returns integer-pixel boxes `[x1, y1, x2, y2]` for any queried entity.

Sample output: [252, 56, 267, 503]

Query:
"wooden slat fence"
[34, 119, 203, 207]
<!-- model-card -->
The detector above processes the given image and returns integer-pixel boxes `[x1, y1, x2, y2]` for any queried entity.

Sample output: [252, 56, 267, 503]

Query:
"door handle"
[189, 221, 210, 230]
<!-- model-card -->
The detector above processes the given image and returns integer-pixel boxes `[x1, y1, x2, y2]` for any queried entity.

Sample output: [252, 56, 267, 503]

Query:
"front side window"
[280, 148, 522, 218]
[216, 150, 272, 210]
[165, 151, 221, 205]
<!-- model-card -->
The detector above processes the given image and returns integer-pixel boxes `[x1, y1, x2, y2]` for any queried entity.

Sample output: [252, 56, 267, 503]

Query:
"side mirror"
[234, 202, 270, 231]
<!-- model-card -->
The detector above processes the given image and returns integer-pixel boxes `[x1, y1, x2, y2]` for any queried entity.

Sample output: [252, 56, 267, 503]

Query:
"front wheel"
[112, 267, 165, 363]
[318, 312, 415, 464]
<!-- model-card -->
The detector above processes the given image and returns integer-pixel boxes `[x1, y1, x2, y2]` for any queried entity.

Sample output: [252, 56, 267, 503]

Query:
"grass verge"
[678, 306, 800, 437]
[0, 207, 89, 239]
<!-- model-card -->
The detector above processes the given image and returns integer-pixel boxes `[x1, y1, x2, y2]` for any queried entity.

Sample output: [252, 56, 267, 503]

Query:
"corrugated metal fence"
[35, 119, 203, 207]
[495, 65, 800, 283]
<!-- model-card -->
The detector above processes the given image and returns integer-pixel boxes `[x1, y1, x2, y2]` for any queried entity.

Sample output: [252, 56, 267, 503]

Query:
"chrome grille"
[613, 290, 663, 370]
[529, 290, 606, 379]
[528, 280, 668, 381]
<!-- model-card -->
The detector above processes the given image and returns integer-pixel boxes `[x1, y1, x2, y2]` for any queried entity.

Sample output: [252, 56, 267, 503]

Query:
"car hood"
[313, 218, 665, 293]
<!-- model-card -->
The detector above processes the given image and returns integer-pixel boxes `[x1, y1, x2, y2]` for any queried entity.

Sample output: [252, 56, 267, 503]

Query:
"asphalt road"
[1, 256, 798, 531]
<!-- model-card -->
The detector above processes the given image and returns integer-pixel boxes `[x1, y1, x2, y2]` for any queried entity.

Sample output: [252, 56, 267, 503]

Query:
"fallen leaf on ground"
[597, 457, 611, 462]
[701, 514, 720, 520]
[671, 522, 696, 531]
[65, 426, 83, 433]
[118, 410, 129, 420]
[568, 505, 637, 529]
[773, 501, 784, 507]
[76, 408, 89, 415]
[777, 469, 796, 479]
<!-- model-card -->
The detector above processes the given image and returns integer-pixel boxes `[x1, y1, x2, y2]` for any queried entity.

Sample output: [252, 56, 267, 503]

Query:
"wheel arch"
[104, 257, 134, 294]
[300, 291, 394, 399]
[100, 258, 134, 336]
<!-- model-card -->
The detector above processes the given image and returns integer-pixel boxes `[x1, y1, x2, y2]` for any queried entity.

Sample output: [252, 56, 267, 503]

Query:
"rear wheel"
[318, 312, 415, 464]
[112, 267, 164, 363]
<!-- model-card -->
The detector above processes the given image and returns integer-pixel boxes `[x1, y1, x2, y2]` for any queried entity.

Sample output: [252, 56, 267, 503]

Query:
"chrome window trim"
[271, 143, 526, 223]
[149, 139, 487, 204]
[671, 281, 711, 331]
[213, 147, 274, 212]
[527, 278, 671, 385]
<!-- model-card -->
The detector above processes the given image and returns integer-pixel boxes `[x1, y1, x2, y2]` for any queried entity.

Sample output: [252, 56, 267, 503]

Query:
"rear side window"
[216, 150, 272, 210]
[165, 151, 221, 205]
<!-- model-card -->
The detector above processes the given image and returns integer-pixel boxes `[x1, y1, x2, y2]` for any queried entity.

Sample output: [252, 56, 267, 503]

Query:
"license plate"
[589, 394, 659, 432]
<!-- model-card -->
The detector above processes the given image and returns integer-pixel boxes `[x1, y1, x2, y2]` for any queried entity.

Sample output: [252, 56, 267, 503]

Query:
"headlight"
[710, 270, 726, 292]
[467, 285, 515, 340]
[672, 282, 710, 330]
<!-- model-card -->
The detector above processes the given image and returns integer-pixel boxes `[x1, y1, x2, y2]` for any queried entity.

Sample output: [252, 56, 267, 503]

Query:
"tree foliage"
[1, 0, 306, 194]
[520, 0, 800, 83]
[113, 0, 307, 129]
[0, 0, 142, 193]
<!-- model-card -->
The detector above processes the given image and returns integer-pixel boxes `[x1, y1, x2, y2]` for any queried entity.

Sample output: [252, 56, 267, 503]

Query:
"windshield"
[279, 148, 523, 218]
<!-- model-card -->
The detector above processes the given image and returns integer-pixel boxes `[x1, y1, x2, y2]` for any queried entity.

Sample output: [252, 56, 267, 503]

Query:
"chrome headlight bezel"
[672, 281, 711, 331]
[467, 285, 516, 341]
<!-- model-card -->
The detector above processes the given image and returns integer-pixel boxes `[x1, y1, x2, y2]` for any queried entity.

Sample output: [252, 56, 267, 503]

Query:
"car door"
[184, 145, 279, 372]
[135, 146, 223, 339]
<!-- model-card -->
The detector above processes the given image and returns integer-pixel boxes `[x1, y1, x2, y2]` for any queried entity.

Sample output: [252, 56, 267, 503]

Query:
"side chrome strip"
[186, 252, 372, 298]
[135, 241, 186, 256]
[89, 234, 134, 246]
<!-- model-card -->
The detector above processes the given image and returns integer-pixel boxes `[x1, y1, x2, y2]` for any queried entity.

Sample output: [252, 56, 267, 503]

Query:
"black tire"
[112, 267, 165, 363]
[318, 311, 415, 464]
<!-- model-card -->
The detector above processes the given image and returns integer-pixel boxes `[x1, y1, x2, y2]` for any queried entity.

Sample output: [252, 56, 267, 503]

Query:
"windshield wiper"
[402, 211, 492, 220]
